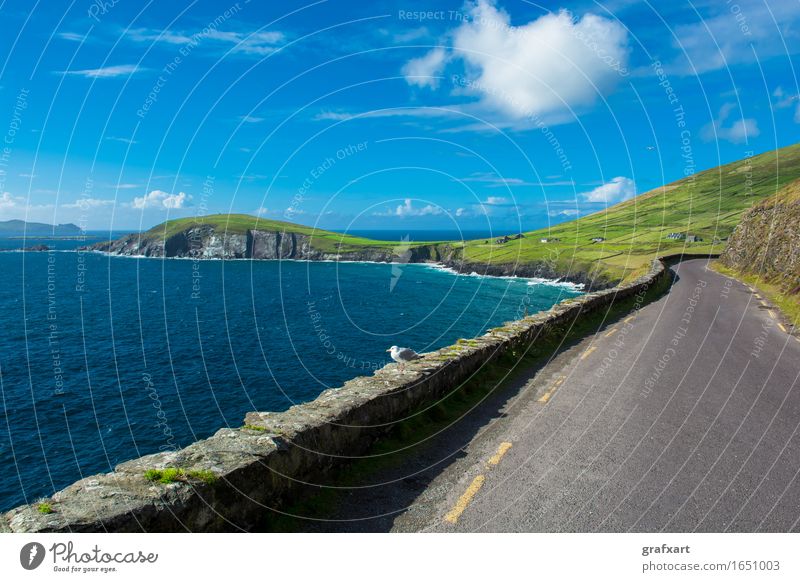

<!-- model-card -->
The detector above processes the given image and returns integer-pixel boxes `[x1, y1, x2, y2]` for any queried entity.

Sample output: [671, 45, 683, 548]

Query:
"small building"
[686, 234, 702, 243]
[590, 237, 605, 242]
[540, 237, 561, 243]
[666, 232, 685, 240]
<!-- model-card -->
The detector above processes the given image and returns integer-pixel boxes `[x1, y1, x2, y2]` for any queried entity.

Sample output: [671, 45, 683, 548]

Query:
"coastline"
[2, 255, 674, 532]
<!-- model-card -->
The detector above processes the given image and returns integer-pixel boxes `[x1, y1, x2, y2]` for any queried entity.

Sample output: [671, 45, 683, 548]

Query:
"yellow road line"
[623, 316, 635, 324]
[580, 346, 597, 360]
[444, 475, 485, 524]
[488, 442, 513, 466]
[778, 323, 787, 333]
[538, 377, 564, 403]
[768, 310, 777, 320]
[760, 301, 769, 308]
[604, 328, 618, 337]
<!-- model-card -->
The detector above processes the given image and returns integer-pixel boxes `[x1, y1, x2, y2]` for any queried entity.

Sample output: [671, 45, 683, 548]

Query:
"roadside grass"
[264, 271, 673, 531]
[711, 262, 800, 327]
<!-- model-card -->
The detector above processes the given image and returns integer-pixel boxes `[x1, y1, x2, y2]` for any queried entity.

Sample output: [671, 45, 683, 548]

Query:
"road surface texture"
[293, 258, 800, 532]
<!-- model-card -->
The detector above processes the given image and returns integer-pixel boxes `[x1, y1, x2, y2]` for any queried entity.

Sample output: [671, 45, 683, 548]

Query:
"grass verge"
[711, 262, 800, 327]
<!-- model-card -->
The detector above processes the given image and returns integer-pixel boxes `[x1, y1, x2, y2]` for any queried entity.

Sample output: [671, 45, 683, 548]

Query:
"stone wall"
[2, 258, 674, 533]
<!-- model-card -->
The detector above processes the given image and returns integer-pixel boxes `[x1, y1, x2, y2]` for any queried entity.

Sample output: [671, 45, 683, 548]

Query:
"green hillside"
[457, 143, 800, 281]
[141, 213, 408, 255]
[139, 143, 800, 282]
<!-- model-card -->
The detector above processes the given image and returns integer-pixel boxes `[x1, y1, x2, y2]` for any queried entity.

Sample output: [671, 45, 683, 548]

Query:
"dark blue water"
[0, 245, 581, 511]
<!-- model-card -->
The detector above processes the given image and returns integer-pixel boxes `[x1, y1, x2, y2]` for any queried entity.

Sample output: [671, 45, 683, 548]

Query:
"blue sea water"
[0, 240, 581, 511]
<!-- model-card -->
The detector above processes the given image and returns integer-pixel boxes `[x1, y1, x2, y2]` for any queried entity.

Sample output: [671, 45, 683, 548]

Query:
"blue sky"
[0, 0, 798, 232]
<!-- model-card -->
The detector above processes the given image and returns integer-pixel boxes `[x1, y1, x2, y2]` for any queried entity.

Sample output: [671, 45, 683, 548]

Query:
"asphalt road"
[297, 258, 800, 532]
[413, 258, 800, 532]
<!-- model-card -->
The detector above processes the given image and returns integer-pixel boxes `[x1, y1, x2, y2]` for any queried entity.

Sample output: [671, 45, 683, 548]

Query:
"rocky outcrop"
[1, 258, 670, 532]
[720, 184, 800, 293]
[91, 227, 400, 262]
[88, 227, 618, 289]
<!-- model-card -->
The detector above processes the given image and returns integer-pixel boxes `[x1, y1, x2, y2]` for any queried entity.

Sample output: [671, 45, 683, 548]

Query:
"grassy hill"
[140, 213, 412, 255]
[457, 142, 800, 282]
[136, 143, 800, 283]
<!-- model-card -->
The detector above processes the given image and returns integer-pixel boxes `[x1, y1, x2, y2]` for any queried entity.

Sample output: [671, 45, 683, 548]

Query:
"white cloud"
[773, 87, 800, 124]
[132, 190, 190, 209]
[61, 198, 115, 209]
[548, 208, 581, 217]
[402, 47, 448, 88]
[376, 199, 443, 217]
[58, 32, 88, 42]
[402, 1, 629, 125]
[106, 136, 137, 144]
[127, 27, 285, 56]
[314, 106, 462, 122]
[62, 64, 142, 78]
[0, 192, 22, 208]
[701, 103, 760, 144]
[671, 1, 800, 75]
[239, 115, 264, 123]
[484, 196, 509, 205]
[582, 177, 636, 204]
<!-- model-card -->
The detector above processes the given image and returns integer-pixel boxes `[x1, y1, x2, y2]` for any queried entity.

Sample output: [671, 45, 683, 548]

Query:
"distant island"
[0, 219, 82, 237]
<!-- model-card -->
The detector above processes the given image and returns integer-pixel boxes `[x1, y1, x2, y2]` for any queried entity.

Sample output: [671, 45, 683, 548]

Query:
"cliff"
[719, 180, 800, 294]
[89, 216, 617, 289]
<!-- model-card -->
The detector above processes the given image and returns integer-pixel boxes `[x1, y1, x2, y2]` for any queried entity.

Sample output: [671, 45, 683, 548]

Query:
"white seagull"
[387, 345, 421, 371]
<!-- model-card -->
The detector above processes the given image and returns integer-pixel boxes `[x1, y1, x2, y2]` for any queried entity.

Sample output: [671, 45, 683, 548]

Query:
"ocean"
[0, 235, 581, 511]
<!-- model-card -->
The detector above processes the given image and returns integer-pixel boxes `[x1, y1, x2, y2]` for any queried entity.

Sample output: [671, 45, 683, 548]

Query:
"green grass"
[37, 501, 54, 514]
[143, 467, 219, 484]
[712, 262, 800, 326]
[137, 143, 800, 284]
[456, 143, 800, 282]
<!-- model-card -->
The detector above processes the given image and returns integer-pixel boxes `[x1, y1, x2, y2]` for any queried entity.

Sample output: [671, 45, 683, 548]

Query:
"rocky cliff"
[720, 181, 800, 294]
[91, 226, 402, 262]
[89, 225, 616, 289]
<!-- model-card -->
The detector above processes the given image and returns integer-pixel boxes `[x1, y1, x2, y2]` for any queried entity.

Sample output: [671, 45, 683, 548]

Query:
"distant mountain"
[0, 219, 82, 237]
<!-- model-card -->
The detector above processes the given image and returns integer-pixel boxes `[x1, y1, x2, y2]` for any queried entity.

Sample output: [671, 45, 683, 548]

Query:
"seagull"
[387, 345, 422, 371]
